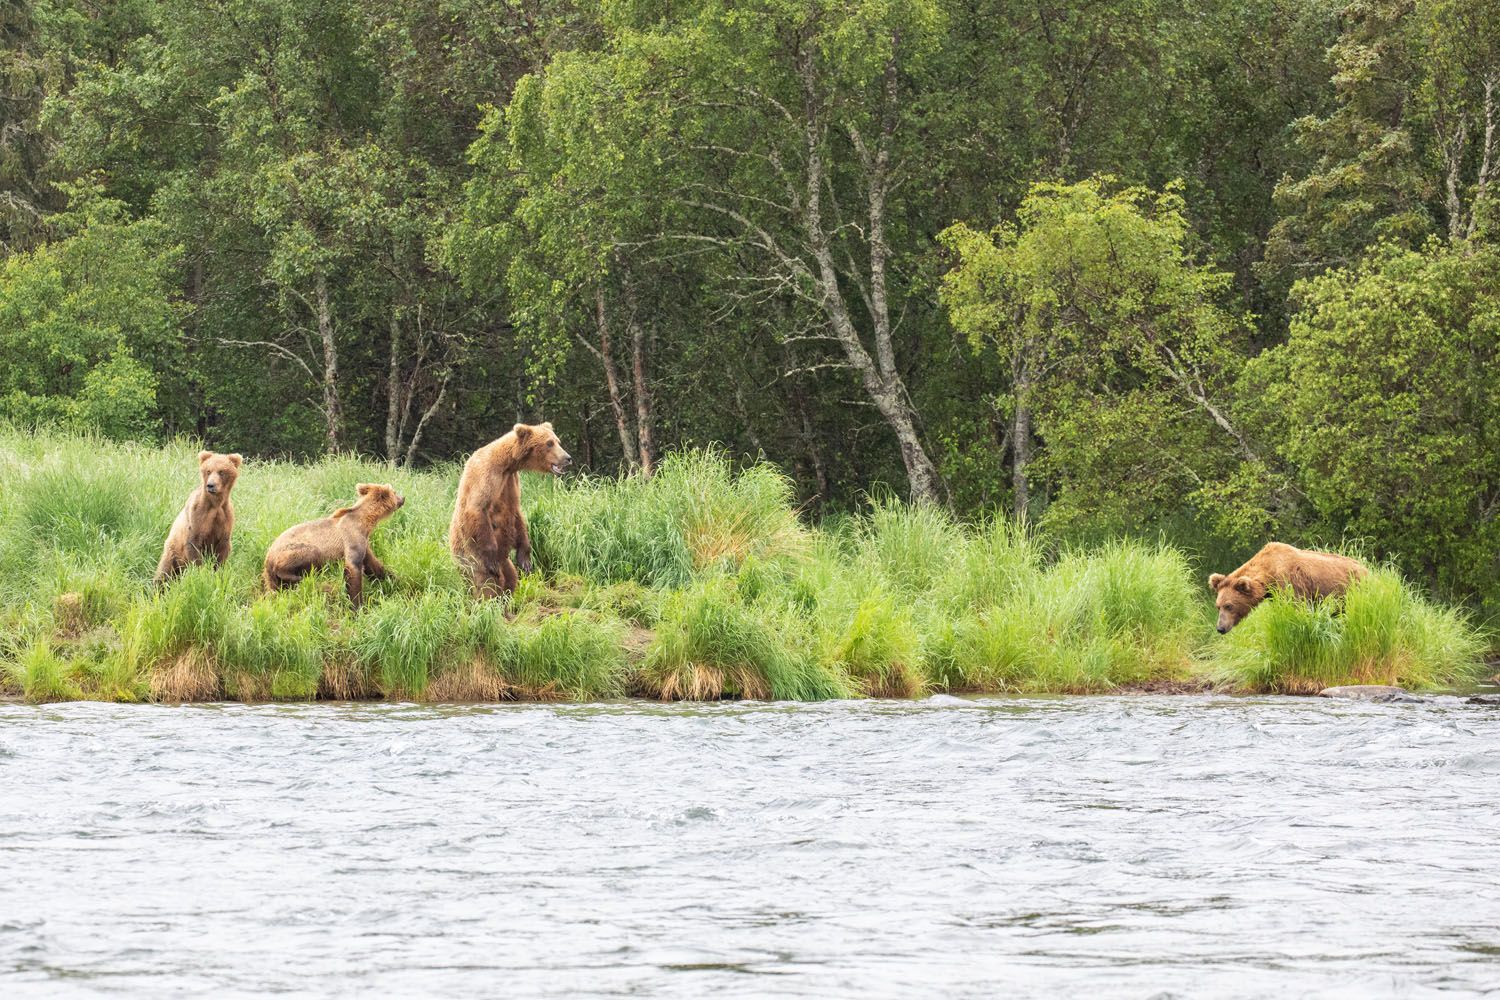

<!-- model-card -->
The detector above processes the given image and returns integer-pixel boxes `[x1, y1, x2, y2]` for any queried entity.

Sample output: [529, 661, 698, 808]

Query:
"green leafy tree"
[1251, 240, 1500, 605]
[1266, 0, 1499, 282]
[574, 0, 954, 500]
[941, 179, 1259, 530]
[0, 194, 182, 437]
[1, 0, 52, 253]
[454, 51, 665, 473]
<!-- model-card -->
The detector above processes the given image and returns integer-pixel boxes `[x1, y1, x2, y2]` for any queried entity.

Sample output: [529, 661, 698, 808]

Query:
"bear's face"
[198, 451, 242, 499]
[354, 483, 405, 522]
[1208, 573, 1266, 633]
[513, 422, 572, 475]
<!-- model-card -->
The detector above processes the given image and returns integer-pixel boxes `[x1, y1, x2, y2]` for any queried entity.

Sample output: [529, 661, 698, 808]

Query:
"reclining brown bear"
[448, 422, 571, 598]
[1208, 542, 1366, 633]
[263, 483, 405, 609]
[154, 450, 242, 584]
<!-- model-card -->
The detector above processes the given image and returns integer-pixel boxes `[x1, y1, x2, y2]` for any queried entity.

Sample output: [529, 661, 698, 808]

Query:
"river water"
[2, 696, 1498, 998]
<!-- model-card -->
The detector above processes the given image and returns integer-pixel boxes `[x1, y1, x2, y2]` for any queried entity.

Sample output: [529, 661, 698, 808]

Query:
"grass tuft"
[511, 612, 628, 700]
[5, 641, 82, 703]
[640, 580, 850, 701]
[1211, 569, 1488, 693]
[349, 592, 463, 700]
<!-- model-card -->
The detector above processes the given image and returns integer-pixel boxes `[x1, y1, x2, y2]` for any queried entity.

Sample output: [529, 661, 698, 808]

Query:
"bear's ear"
[356, 483, 373, 496]
[227, 453, 242, 468]
[512, 423, 533, 444]
[198, 450, 213, 464]
[1208, 573, 1225, 591]
[1232, 578, 1256, 596]
[536, 421, 554, 434]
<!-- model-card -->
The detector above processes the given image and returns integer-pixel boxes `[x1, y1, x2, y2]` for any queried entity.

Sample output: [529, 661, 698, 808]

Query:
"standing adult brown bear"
[1208, 542, 1367, 633]
[154, 450, 243, 584]
[448, 422, 571, 597]
[263, 483, 405, 609]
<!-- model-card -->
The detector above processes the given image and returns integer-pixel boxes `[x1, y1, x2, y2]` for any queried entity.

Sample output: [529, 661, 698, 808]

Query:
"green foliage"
[226, 588, 329, 700]
[512, 612, 628, 701]
[529, 449, 807, 587]
[349, 591, 463, 700]
[0, 430, 1489, 702]
[1211, 570, 1489, 693]
[641, 579, 852, 701]
[5, 640, 82, 703]
[1264, 0, 1500, 280]
[7, 0, 1500, 688]
[0, 198, 181, 438]
[927, 542, 1203, 693]
[940, 178, 1255, 536]
[1252, 242, 1500, 609]
[814, 582, 925, 698]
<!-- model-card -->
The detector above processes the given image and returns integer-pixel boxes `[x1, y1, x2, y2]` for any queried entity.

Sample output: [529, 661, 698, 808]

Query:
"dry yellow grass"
[645, 661, 773, 701]
[318, 656, 375, 701]
[52, 592, 88, 638]
[425, 657, 510, 702]
[150, 649, 220, 702]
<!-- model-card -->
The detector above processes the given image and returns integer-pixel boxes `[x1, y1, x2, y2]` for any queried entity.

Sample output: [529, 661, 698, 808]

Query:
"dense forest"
[1, 0, 1497, 612]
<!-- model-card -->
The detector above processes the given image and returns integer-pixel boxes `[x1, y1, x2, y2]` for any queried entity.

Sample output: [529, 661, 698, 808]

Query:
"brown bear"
[1208, 542, 1367, 633]
[448, 422, 571, 597]
[154, 450, 243, 584]
[263, 483, 405, 609]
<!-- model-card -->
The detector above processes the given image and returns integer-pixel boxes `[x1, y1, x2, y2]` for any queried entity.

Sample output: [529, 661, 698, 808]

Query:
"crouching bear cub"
[449, 422, 571, 598]
[1209, 542, 1366, 633]
[264, 483, 405, 609]
[155, 450, 243, 584]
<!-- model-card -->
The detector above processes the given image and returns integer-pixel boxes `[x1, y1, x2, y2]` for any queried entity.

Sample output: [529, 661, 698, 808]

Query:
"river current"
[2, 696, 1498, 997]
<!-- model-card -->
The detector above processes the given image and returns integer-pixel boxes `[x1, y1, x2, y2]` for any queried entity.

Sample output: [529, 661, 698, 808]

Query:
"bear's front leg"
[343, 557, 366, 610]
[513, 510, 533, 574]
[363, 550, 390, 581]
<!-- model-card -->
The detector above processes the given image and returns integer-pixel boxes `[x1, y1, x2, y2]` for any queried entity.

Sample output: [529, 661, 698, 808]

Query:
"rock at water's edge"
[1317, 685, 1424, 703]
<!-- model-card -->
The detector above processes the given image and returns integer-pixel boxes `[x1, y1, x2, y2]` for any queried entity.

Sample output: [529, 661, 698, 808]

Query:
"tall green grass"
[640, 579, 851, 700]
[923, 542, 1204, 693]
[0, 428, 1489, 704]
[4, 641, 82, 703]
[528, 449, 808, 586]
[1210, 569, 1488, 693]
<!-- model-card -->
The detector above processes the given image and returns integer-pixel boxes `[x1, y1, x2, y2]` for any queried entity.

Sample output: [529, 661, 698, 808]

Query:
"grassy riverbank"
[0, 431, 1488, 704]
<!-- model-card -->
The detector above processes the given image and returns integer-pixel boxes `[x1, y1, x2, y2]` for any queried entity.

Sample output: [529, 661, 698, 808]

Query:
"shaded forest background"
[1, 0, 1497, 612]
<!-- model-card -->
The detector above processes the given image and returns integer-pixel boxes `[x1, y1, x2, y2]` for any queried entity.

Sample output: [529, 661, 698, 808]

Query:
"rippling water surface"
[3, 696, 1500, 997]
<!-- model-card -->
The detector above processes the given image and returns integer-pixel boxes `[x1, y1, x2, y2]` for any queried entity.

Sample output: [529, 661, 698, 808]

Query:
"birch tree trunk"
[1012, 380, 1032, 523]
[315, 271, 341, 452]
[384, 311, 402, 462]
[795, 46, 942, 502]
[592, 286, 638, 468]
[624, 280, 655, 476]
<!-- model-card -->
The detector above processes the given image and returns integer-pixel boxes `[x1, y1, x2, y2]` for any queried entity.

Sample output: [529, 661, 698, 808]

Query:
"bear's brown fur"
[1208, 542, 1366, 633]
[263, 483, 405, 609]
[154, 450, 242, 584]
[448, 422, 571, 597]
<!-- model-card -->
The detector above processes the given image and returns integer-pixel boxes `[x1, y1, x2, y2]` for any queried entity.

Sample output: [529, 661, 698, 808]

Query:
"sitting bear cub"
[155, 450, 243, 584]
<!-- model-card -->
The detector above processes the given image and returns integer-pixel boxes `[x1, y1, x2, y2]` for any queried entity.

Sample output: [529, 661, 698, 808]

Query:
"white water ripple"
[1, 696, 1499, 997]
